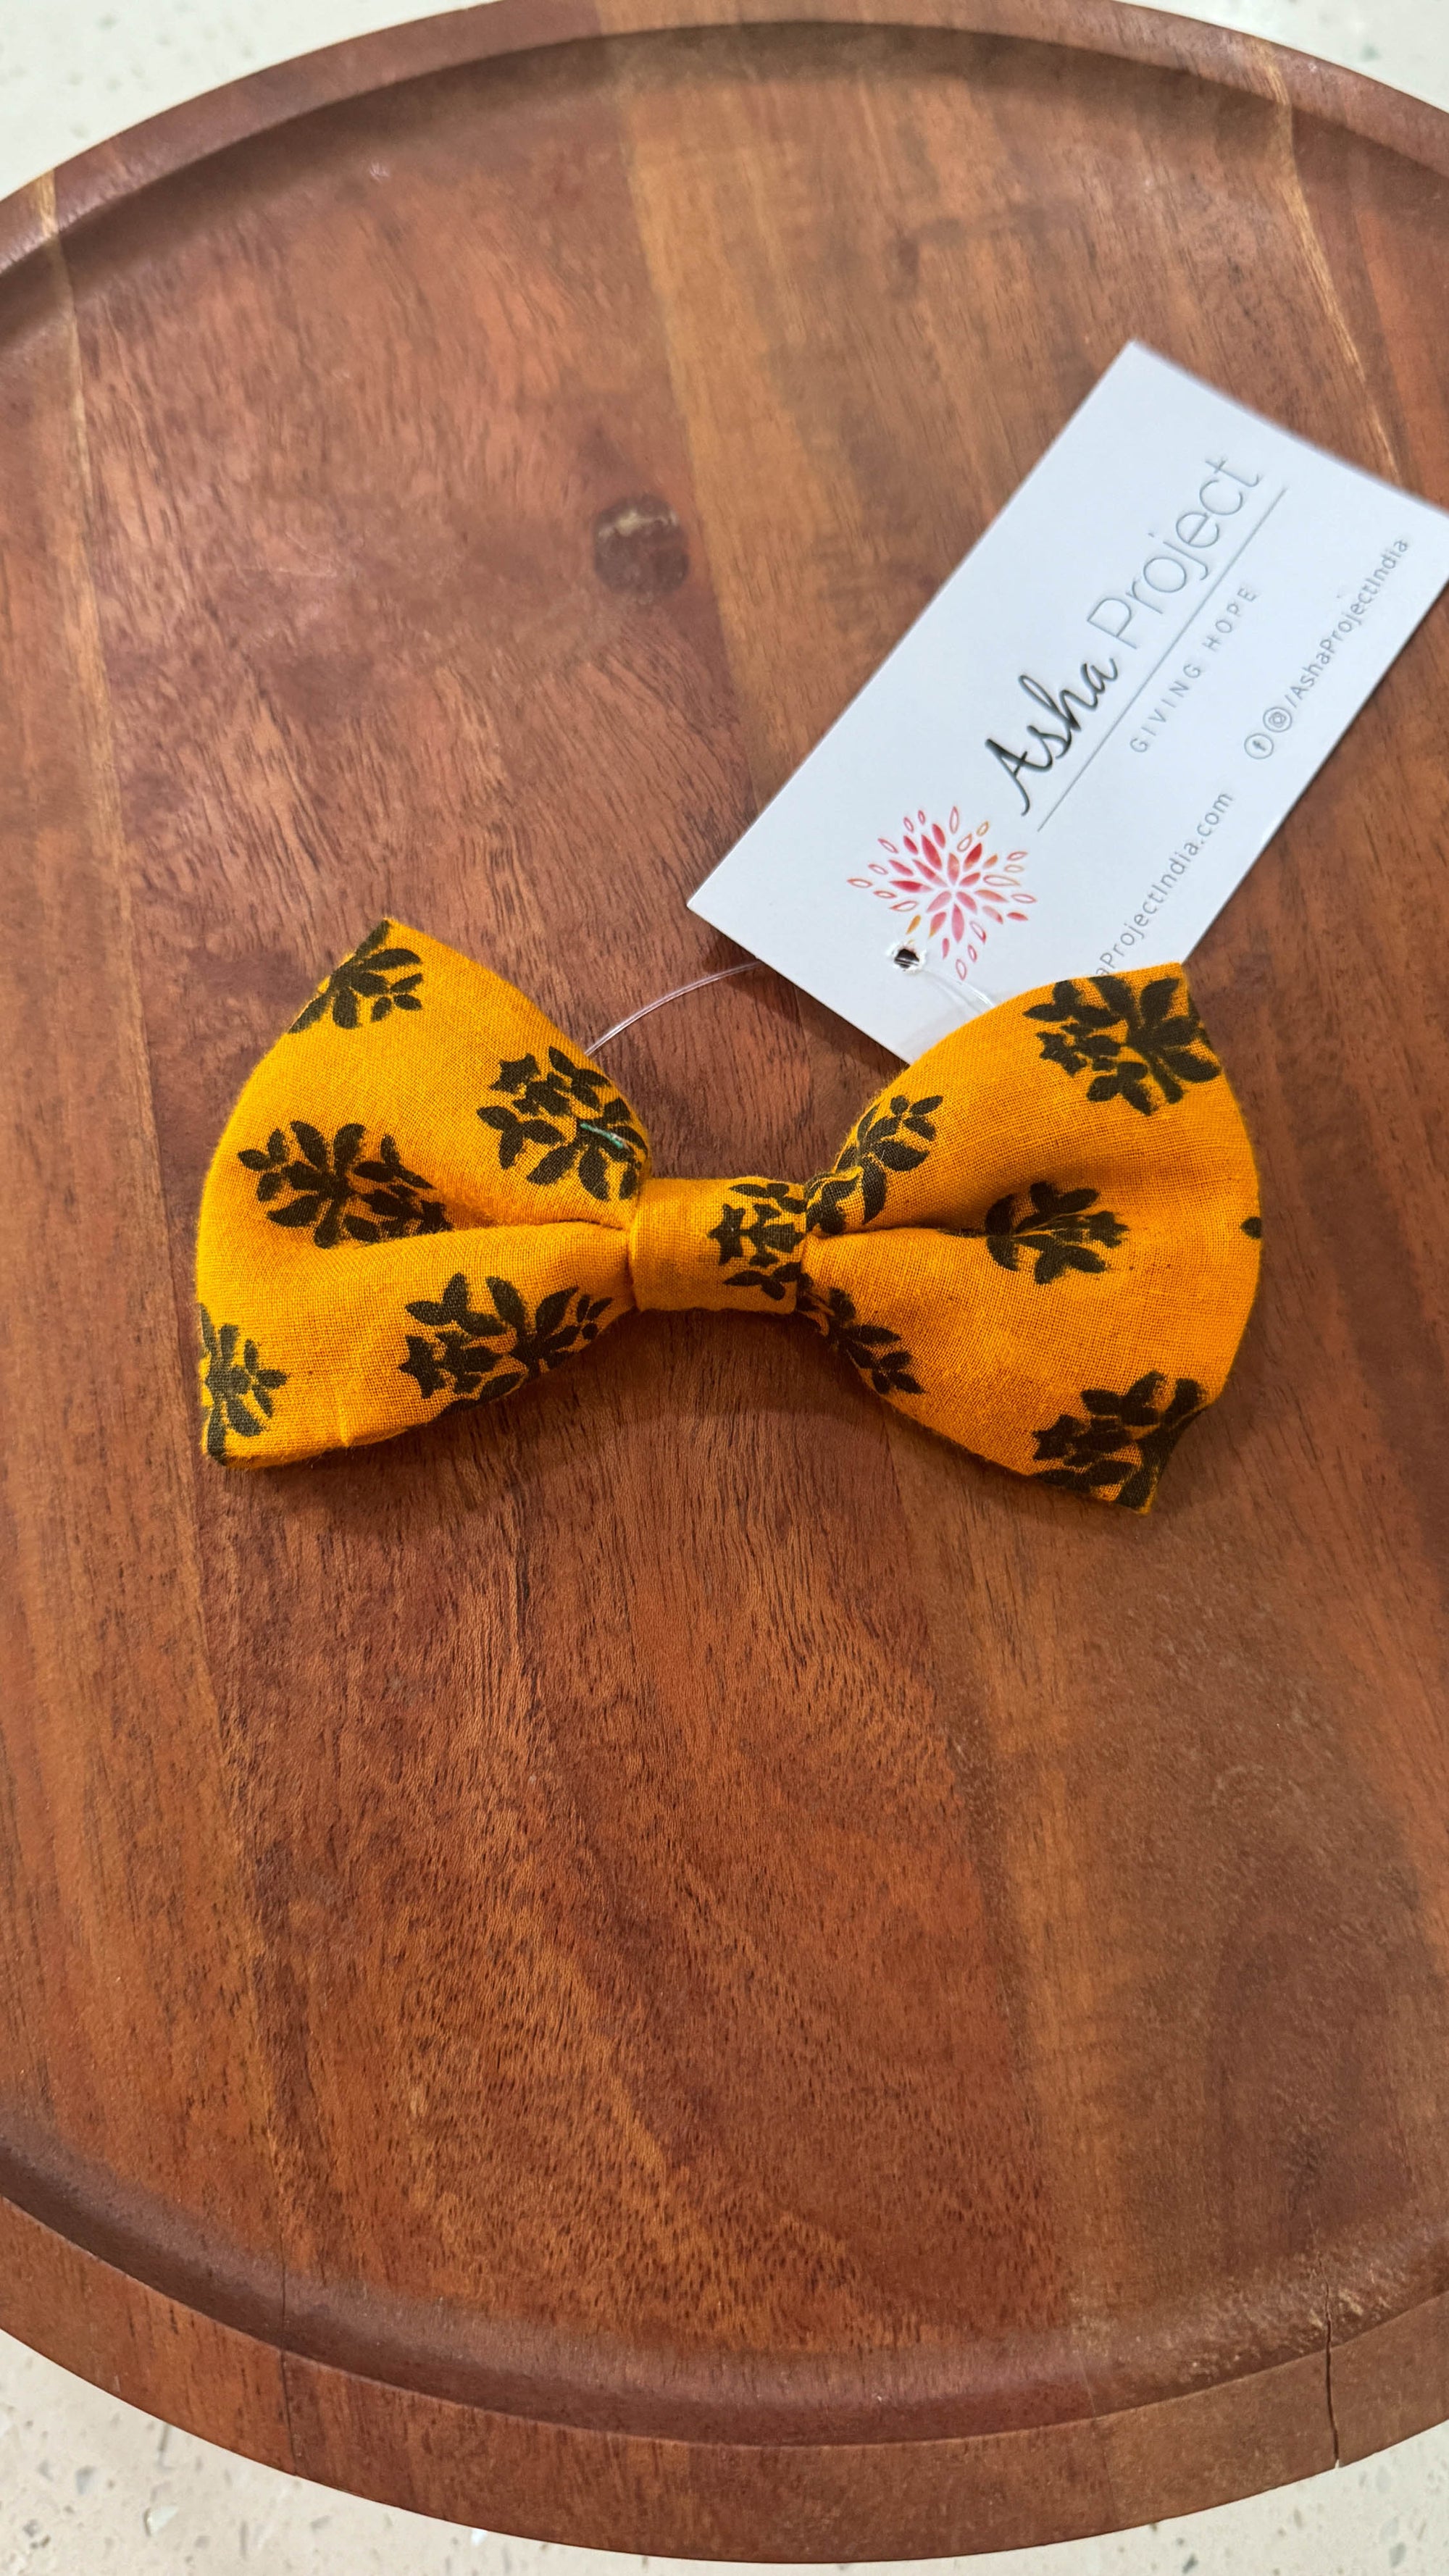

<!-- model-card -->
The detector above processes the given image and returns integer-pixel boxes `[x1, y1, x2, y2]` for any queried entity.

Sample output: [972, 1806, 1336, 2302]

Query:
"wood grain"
[1, 0, 1448, 2554]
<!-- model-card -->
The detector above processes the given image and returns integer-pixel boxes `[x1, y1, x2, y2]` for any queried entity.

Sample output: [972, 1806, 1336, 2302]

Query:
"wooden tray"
[4, 0, 1449, 2555]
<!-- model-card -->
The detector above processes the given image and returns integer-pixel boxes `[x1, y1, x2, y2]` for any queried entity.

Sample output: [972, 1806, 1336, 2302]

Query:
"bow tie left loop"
[197, 921, 1261, 1508]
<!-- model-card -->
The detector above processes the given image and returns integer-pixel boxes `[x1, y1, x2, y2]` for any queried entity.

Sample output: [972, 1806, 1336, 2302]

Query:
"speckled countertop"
[2, 2, 1448, 2571]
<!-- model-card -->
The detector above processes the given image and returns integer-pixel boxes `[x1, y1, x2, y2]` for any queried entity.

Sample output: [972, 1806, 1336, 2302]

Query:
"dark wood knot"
[592, 494, 688, 598]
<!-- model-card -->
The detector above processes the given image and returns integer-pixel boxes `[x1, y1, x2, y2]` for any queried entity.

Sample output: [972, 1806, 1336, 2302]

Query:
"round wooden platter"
[3, 0, 1449, 2555]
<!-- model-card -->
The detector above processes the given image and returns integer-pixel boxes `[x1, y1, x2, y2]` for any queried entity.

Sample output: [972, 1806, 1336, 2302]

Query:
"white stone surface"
[1148, 0, 1448, 105]
[2, 0, 1448, 2569]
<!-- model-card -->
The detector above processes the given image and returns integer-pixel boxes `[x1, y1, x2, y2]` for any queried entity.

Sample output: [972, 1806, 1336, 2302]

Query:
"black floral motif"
[1032, 1373, 1207, 1510]
[477, 1048, 647, 1204]
[238, 1122, 451, 1248]
[1024, 974, 1220, 1115]
[980, 1182, 1127, 1285]
[290, 921, 424, 1033]
[199, 1308, 287, 1460]
[400, 1271, 612, 1408]
[798, 1276, 922, 1397]
[708, 1179, 807, 1300]
[806, 1090, 943, 1234]
[1242, 1214, 1263, 1239]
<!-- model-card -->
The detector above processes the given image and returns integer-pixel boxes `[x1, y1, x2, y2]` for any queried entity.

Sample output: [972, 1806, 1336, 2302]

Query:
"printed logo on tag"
[848, 810, 1032, 987]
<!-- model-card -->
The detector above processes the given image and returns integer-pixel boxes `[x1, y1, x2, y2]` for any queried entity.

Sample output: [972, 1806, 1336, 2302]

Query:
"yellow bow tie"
[196, 922, 1261, 1510]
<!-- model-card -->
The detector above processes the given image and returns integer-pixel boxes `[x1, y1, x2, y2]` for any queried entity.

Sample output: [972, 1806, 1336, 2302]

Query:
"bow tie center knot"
[628, 1174, 809, 1316]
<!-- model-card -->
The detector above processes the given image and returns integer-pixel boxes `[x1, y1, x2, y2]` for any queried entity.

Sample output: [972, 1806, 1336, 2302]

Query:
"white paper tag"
[689, 344, 1449, 1060]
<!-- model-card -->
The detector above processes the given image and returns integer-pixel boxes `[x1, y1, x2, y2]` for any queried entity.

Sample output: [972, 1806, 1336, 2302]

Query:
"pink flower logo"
[850, 808, 1033, 978]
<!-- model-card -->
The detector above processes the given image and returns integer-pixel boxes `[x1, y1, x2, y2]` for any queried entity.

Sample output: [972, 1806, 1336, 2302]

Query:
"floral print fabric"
[197, 927, 1261, 1509]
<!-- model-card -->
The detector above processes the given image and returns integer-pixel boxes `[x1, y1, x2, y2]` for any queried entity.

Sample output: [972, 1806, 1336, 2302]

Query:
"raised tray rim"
[1, 0, 1447, 277]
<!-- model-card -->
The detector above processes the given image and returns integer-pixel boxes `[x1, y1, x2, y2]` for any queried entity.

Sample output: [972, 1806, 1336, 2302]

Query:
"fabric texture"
[196, 922, 1262, 1508]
